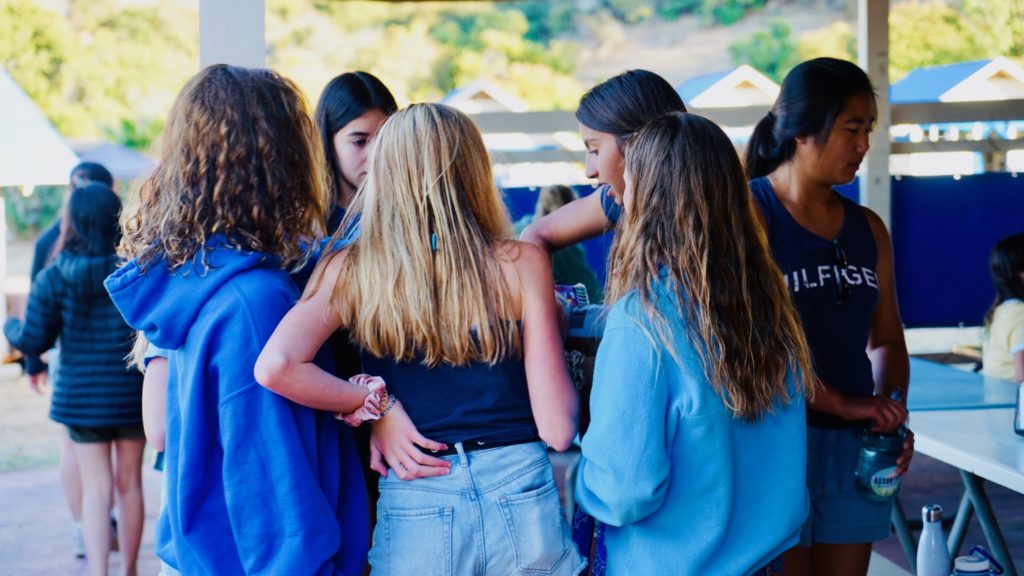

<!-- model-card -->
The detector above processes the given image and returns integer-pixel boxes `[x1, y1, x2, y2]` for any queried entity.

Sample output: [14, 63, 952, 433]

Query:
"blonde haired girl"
[574, 112, 813, 575]
[258, 103, 584, 575]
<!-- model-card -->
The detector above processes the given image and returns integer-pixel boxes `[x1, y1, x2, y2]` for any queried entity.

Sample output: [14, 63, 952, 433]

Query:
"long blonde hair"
[607, 112, 813, 421]
[120, 65, 329, 271]
[323, 103, 519, 366]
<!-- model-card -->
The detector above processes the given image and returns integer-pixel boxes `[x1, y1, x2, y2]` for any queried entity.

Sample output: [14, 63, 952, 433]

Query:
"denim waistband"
[378, 441, 550, 496]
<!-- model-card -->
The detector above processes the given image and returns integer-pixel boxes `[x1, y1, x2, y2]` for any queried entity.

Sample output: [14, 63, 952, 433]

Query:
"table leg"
[947, 490, 972, 558]
[891, 497, 917, 574]
[959, 469, 1018, 576]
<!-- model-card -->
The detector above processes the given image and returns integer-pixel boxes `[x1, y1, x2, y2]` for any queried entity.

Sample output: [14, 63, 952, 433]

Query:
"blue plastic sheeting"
[891, 173, 1024, 327]
[503, 173, 1024, 328]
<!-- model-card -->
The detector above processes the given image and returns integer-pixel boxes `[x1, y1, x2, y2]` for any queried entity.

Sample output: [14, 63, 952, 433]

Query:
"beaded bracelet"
[377, 394, 397, 419]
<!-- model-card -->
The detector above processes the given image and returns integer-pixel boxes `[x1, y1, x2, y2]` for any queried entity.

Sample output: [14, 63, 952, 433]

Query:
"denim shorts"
[799, 426, 893, 545]
[369, 441, 586, 576]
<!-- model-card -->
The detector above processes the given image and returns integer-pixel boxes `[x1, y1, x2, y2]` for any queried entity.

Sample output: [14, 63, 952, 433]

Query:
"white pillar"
[199, 0, 266, 69]
[858, 0, 891, 226]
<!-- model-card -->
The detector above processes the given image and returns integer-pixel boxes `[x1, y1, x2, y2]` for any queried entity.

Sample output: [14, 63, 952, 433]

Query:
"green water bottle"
[853, 391, 906, 502]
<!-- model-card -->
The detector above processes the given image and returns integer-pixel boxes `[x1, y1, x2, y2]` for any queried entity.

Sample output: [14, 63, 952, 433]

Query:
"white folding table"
[909, 408, 1022, 576]
[894, 359, 1022, 575]
[907, 358, 1018, 412]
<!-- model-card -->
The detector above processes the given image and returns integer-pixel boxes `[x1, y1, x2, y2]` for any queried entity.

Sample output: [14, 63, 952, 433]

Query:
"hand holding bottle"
[842, 394, 907, 432]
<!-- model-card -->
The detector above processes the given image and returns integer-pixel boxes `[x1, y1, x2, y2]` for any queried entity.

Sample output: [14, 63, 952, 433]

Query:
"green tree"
[655, 0, 703, 21]
[889, 2, 988, 80]
[511, 1, 576, 43]
[602, 0, 654, 24]
[0, 0, 196, 141]
[729, 20, 799, 82]
[0, 0, 84, 133]
[705, 0, 769, 26]
[798, 21, 856, 62]
[963, 0, 1024, 58]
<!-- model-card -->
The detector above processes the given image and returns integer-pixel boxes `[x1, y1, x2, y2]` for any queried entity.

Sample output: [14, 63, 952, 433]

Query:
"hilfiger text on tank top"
[781, 264, 879, 293]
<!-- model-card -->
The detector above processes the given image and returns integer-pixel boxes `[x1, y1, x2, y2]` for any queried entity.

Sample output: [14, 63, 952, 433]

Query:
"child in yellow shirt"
[982, 233, 1024, 382]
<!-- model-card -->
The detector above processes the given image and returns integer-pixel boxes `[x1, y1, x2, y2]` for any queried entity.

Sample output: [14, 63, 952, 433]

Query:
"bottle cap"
[954, 553, 990, 571]
[922, 504, 943, 523]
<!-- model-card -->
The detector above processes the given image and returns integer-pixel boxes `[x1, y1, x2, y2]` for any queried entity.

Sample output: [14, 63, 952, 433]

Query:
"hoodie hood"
[104, 240, 277, 350]
[56, 253, 121, 297]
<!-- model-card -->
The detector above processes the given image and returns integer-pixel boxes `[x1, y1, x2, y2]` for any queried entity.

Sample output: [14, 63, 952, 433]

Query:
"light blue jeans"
[369, 441, 585, 576]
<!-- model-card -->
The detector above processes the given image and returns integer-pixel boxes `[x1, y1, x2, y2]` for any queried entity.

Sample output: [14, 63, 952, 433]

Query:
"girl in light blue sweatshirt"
[574, 112, 814, 576]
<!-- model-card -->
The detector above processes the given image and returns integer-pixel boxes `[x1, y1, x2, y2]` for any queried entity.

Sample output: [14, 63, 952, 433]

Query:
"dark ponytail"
[745, 58, 875, 179]
[576, 69, 686, 148]
[746, 111, 786, 180]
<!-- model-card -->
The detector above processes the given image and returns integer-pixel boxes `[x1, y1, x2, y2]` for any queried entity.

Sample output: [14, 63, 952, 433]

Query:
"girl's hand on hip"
[369, 400, 451, 480]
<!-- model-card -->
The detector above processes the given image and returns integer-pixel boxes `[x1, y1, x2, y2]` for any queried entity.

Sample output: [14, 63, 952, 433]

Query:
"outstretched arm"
[864, 208, 912, 474]
[520, 192, 614, 255]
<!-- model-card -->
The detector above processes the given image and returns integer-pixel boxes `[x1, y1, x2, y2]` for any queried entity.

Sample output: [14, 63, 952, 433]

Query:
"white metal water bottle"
[916, 504, 950, 576]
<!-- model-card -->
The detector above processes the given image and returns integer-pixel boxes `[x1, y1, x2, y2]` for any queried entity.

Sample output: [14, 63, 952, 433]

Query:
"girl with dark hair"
[314, 72, 398, 514]
[982, 232, 1024, 381]
[315, 71, 398, 229]
[24, 161, 117, 559]
[5, 183, 144, 576]
[745, 57, 911, 576]
[575, 112, 813, 575]
[520, 69, 685, 252]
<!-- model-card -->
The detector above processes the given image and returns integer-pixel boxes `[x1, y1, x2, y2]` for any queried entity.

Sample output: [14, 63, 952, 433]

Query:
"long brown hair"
[607, 112, 813, 421]
[120, 65, 329, 270]
[321, 103, 519, 366]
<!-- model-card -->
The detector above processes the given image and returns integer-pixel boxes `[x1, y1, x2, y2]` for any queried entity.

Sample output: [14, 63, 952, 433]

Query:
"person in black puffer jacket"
[5, 183, 144, 576]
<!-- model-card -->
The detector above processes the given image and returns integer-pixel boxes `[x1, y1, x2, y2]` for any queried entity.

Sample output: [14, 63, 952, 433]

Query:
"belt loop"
[455, 441, 469, 468]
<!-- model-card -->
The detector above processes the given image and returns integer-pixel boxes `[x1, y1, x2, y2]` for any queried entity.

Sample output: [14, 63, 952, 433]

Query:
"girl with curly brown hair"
[105, 64, 377, 575]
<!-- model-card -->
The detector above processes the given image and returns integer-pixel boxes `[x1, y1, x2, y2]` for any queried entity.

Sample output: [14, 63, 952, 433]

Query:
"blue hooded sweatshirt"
[105, 241, 369, 575]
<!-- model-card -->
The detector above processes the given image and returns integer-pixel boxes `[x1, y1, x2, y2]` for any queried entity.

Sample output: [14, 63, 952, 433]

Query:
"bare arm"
[864, 208, 910, 401]
[254, 252, 369, 413]
[142, 357, 168, 452]
[1014, 350, 1024, 383]
[865, 208, 913, 474]
[516, 242, 579, 450]
[519, 192, 612, 255]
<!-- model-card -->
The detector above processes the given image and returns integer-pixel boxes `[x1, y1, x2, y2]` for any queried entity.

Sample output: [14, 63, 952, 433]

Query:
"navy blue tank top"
[750, 177, 879, 429]
[359, 344, 540, 446]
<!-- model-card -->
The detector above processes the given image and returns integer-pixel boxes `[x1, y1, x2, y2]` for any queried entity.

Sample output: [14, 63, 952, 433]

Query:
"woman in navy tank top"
[745, 58, 912, 576]
[258, 104, 584, 575]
